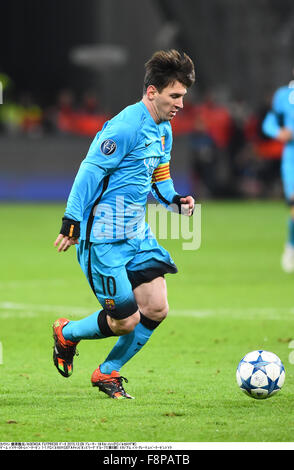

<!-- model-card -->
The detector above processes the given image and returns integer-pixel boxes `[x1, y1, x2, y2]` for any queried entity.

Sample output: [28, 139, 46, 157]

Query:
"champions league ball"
[236, 350, 285, 399]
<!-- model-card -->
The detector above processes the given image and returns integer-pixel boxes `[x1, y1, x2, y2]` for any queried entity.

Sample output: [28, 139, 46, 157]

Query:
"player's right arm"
[54, 121, 136, 252]
[54, 162, 106, 252]
[262, 87, 293, 142]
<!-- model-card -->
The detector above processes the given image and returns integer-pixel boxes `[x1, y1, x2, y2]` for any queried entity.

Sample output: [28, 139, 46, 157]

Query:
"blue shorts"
[76, 226, 178, 319]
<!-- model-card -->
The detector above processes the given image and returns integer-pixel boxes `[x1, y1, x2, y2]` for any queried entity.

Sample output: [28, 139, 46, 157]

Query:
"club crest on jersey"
[105, 299, 116, 310]
[101, 139, 117, 155]
[161, 136, 165, 151]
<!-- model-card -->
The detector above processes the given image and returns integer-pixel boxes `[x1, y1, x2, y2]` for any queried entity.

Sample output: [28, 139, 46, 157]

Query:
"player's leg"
[281, 200, 294, 272]
[289, 203, 294, 245]
[98, 276, 168, 377]
[89, 296, 142, 399]
[53, 240, 140, 381]
[61, 307, 140, 341]
[53, 311, 140, 379]
[52, 318, 79, 378]
[82, 243, 144, 399]
[63, 240, 140, 338]
[97, 227, 177, 380]
[281, 156, 294, 272]
[134, 275, 169, 323]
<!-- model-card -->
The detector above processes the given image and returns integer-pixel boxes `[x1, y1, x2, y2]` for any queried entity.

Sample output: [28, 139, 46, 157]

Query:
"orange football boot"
[53, 318, 79, 377]
[91, 366, 134, 399]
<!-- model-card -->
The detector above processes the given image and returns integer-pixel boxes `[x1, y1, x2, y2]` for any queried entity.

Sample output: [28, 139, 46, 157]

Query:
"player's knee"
[155, 302, 169, 321]
[144, 301, 169, 322]
[109, 311, 140, 335]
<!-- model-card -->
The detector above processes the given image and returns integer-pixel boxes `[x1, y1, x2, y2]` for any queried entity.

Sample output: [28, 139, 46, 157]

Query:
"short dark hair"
[143, 49, 195, 94]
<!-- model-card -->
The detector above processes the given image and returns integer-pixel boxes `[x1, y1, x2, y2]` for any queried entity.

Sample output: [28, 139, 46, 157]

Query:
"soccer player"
[53, 50, 195, 399]
[262, 81, 294, 272]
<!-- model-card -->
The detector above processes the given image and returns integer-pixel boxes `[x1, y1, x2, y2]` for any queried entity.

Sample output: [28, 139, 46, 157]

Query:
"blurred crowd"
[173, 92, 284, 199]
[0, 84, 110, 138]
[0, 73, 284, 200]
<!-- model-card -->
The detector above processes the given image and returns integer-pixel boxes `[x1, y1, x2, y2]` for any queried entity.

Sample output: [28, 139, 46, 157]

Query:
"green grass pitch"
[0, 200, 294, 443]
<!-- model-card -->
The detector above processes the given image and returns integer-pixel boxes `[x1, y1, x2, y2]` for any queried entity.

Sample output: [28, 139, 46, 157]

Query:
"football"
[236, 350, 285, 399]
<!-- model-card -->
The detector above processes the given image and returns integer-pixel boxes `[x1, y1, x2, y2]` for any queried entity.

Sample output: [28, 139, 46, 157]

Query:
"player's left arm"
[151, 163, 194, 215]
[151, 166, 194, 216]
[151, 126, 195, 216]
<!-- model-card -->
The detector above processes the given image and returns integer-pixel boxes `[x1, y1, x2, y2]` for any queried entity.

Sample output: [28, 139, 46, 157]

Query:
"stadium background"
[1, 0, 293, 202]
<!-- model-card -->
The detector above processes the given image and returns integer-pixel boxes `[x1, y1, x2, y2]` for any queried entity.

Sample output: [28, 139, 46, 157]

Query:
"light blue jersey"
[64, 100, 179, 242]
[262, 85, 294, 199]
[63, 100, 181, 317]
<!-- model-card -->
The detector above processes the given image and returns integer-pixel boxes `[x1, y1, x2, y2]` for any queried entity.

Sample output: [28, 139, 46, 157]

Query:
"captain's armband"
[151, 163, 171, 183]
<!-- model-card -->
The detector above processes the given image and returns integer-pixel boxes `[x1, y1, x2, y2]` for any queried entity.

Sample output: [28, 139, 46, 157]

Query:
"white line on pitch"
[0, 302, 90, 317]
[0, 279, 68, 288]
[0, 302, 294, 320]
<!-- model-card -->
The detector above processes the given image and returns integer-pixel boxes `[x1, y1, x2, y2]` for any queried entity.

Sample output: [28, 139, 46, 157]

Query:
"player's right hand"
[277, 127, 293, 143]
[54, 217, 80, 252]
[54, 234, 79, 252]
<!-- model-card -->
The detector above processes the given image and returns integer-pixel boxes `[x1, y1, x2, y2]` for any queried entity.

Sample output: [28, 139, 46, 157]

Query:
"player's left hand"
[179, 195, 195, 216]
